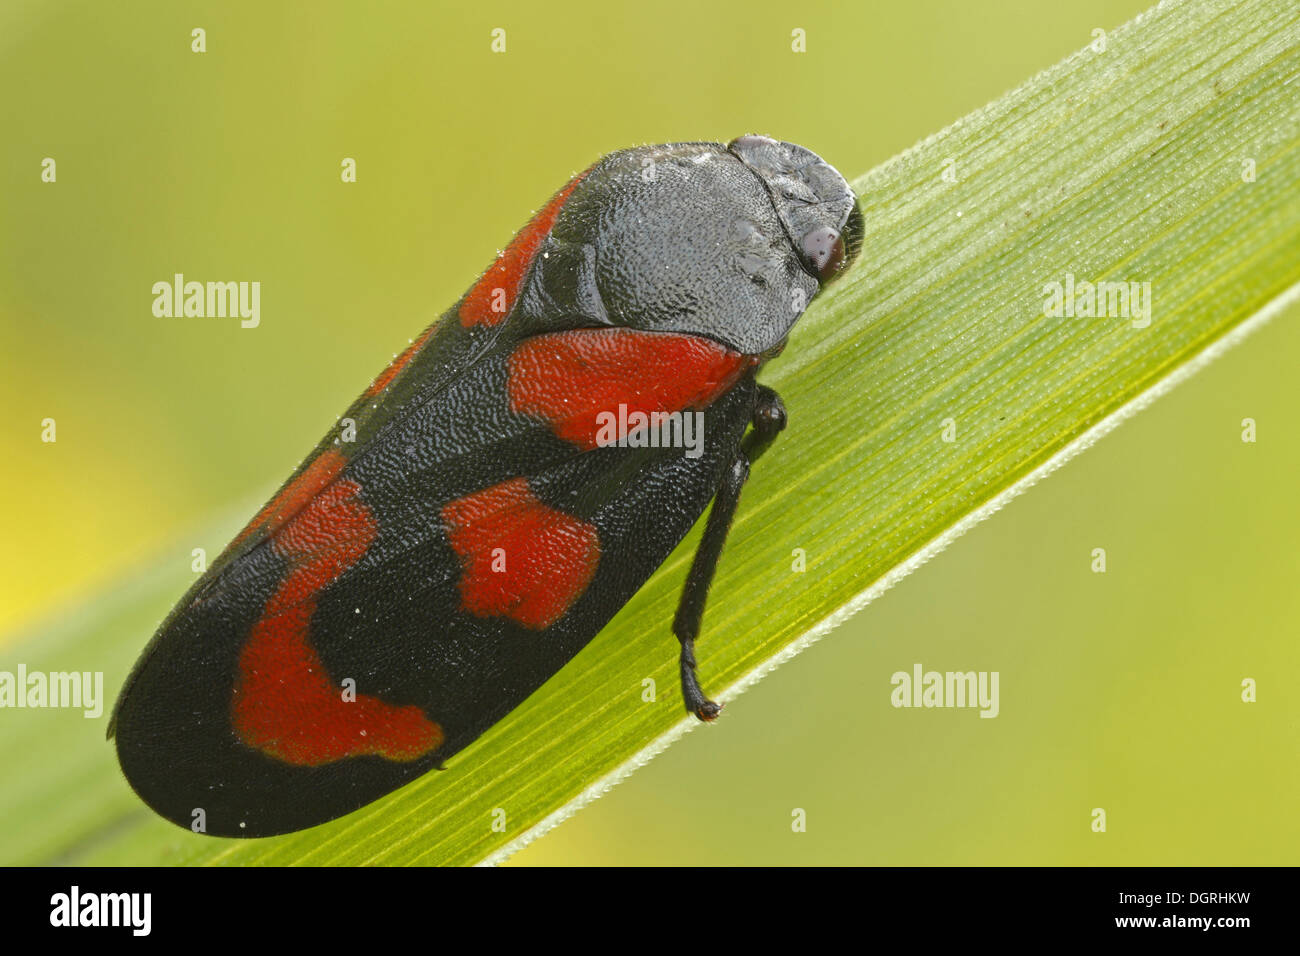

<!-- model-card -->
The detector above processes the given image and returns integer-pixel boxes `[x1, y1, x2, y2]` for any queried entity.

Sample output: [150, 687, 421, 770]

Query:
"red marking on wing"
[366, 324, 436, 398]
[507, 328, 756, 448]
[232, 477, 444, 766]
[234, 448, 348, 546]
[442, 478, 599, 630]
[458, 172, 586, 328]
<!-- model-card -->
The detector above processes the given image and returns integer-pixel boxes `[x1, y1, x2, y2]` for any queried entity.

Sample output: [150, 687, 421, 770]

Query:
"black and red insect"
[110, 134, 862, 837]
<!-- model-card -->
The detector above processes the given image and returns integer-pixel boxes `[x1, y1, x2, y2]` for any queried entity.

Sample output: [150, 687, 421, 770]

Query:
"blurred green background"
[2, 0, 1295, 865]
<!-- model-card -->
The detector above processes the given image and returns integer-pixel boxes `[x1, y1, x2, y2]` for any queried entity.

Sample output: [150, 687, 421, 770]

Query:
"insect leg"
[673, 384, 786, 720]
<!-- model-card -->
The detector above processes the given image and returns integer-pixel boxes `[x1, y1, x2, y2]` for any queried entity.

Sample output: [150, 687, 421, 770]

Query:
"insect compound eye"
[806, 200, 864, 285]
[801, 225, 847, 283]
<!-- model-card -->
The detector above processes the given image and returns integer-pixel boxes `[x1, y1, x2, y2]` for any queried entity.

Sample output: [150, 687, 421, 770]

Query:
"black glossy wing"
[112, 318, 757, 836]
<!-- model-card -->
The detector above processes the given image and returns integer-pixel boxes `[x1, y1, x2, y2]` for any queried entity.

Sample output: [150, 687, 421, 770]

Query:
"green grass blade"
[1, 0, 1296, 865]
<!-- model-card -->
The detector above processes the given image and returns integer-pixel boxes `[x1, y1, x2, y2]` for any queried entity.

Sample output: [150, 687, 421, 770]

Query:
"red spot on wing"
[366, 324, 436, 398]
[234, 448, 348, 547]
[507, 328, 756, 448]
[442, 478, 599, 630]
[458, 173, 586, 328]
[232, 477, 444, 766]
